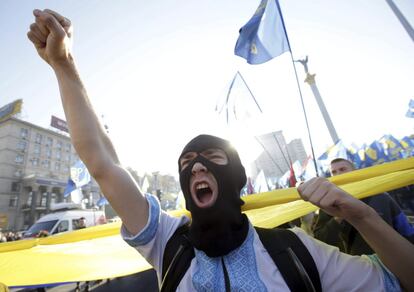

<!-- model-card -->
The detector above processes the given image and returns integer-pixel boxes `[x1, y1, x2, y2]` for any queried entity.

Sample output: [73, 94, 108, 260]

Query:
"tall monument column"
[295, 56, 339, 144]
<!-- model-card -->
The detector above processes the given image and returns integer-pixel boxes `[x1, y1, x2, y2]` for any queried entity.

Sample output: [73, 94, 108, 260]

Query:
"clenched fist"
[27, 9, 73, 67]
[297, 177, 374, 224]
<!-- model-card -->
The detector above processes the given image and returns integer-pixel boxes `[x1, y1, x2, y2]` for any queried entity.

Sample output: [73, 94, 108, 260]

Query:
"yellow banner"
[0, 99, 22, 123]
[0, 158, 413, 287]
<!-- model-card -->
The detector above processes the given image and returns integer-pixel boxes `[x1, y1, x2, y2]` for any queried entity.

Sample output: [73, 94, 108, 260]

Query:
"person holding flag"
[28, 7, 414, 292]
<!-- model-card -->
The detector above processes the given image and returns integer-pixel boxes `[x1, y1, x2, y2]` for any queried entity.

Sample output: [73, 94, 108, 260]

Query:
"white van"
[24, 203, 106, 238]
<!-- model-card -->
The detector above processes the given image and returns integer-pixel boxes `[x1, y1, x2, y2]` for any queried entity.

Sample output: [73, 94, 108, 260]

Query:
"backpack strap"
[255, 227, 322, 292]
[160, 223, 194, 292]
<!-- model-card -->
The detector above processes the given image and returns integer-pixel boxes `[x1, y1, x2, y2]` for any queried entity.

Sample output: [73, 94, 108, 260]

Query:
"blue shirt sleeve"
[121, 193, 161, 247]
[367, 254, 401, 292]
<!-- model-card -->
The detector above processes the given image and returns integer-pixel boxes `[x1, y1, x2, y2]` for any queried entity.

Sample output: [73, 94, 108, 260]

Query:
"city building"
[251, 131, 307, 184]
[0, 117, 102, 231]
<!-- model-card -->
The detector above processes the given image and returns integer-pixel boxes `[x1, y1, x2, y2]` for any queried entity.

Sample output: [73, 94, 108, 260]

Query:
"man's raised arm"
[298, 178, 414, 291]
[27, 9, 148, 235]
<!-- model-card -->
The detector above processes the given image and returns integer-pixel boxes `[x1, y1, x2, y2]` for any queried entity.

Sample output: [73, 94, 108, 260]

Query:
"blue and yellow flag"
[365, 140, 388, 167]
[406, 99, 414, 118]
[235, 0, 290, 64]
[379, 134, 404, 161]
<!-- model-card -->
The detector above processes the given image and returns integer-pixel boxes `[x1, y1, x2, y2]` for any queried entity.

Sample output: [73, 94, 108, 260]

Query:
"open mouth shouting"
[191, 179, 218, 208]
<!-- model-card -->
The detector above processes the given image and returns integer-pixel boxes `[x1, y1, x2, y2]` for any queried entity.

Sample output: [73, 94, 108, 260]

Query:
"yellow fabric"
[246, 168, 414, 228]
[0, 283, 9, 292]
[241, 157, 414, 211]
[1, 158, 413, 287]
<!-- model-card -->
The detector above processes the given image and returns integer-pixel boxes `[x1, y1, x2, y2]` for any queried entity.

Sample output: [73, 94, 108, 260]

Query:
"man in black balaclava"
[178, 134, 249, 257]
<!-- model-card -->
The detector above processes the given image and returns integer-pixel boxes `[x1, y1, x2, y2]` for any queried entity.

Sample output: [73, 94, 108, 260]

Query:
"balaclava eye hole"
[179, 148, 228, 172]
[178, 134, 247, 194]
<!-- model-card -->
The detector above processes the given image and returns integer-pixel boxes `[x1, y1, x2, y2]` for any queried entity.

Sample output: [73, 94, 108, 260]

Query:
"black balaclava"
[178, 134, 249, 257]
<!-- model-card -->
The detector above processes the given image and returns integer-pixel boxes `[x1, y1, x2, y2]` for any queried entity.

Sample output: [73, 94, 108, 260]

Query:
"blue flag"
[70, 160, 91, 188]
[347, 143, 362, 169]
[365, 140, 388, 166]
[63, 178, 77, 197]
[235, 0, 290, 64]
[379, 134, 404, 160]
[97, 197, 109, 207]
[406, 99, 414, 118]
[401, 136, 414, 149]
[400, 136, 414, 158]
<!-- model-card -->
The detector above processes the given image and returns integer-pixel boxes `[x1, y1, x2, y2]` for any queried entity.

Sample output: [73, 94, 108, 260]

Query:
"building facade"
[0, 117, 102, 231]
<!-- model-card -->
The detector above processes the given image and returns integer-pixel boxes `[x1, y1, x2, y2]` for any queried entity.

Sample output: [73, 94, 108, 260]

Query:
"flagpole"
[238, 71, 292, 169]
[254, 136, 285, 174]
[276, 0, 320, 176]
[237, 71, 264, 113]
[289, 55, 320, 176]
[385, 0, 414, 42]
[224, 73, 239, 124]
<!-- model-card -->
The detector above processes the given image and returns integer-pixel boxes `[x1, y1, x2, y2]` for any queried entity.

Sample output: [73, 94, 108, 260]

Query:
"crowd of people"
[0, 230, 23, 242]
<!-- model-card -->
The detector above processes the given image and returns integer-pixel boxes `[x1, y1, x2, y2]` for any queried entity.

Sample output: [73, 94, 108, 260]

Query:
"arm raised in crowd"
[27, 9, 148, 235]
[298, 177, 414, 291]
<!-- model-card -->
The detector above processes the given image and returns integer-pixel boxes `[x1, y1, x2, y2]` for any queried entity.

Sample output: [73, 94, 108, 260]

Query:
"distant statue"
[295, 56, 309, 73]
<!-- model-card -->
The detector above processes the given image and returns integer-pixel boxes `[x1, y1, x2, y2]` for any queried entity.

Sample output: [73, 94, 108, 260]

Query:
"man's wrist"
[346, 206, 378, 229]
[50, 53, 75, 72]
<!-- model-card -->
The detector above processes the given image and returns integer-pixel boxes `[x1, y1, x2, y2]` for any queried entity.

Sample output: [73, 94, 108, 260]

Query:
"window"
[40, 192, 48, 207]
[46, 137, 53, 147]
[53, 220, 69, 234]
[20, 128, 28, 139]
[42, 160, 50, 169]
[55, 162, 60, 171]
[63, 165, 69, 172]
[56, 141, 62, 150]
[64, 155, 70, 162]
[25, 220, 58, 236]
[50, 193, 57, 205]
[56, 151, 61, 160]
[11, 182, 21, 192]
[27, 192, 33, 206]
[17, 140, 27, 151]
[15, 154, 24, 164]
[31, 157, 39, 166]
[34, 144, 41, 156]
[9, 196, 18, 207]
[46, 148, 52, 158]
[35, 133, 42, 144]
[14, 169, 22, 177]
[65, 143, 71, 153]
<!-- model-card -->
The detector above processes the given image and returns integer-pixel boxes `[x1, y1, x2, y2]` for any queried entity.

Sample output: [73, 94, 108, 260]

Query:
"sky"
[1, 0, 413, 178]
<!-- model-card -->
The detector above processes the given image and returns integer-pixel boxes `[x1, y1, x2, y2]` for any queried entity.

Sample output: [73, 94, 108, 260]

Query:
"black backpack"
[161, 224, 321, 292]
